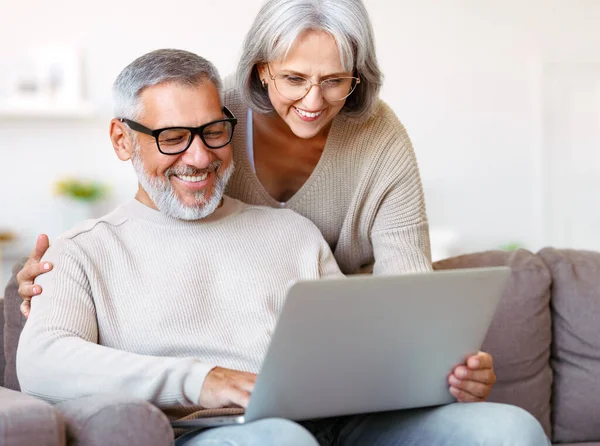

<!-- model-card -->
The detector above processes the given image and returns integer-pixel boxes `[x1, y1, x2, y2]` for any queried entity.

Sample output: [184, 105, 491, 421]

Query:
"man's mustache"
[165, 161, 223, 178]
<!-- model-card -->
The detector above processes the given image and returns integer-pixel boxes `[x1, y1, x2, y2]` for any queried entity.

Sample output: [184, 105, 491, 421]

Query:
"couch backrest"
[434, 247, 600, 444]
[538, 248, 600, 444]
[3, 257, 27, 391]
[433, 249, 553, 439]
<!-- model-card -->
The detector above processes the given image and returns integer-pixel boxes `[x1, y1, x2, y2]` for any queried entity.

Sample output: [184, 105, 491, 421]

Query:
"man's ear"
[110, 118, 134, 161]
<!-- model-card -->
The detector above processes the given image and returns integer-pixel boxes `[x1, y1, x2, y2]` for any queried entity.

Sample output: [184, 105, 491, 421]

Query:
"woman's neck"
[251, 111, 333, 202]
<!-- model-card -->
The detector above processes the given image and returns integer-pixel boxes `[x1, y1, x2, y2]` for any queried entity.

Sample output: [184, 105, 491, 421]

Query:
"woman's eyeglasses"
[266, 64, 360, 102]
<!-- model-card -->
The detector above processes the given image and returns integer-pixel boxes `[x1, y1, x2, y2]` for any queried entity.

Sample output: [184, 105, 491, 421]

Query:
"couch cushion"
[433, 250, 553, 438]
[538, 248, 600, 444]
[3, 257, 28, 391]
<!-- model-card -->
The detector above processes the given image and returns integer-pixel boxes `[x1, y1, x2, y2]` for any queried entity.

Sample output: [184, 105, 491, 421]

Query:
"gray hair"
[113, 49, 222, 120]
[237, 0, 382, 121]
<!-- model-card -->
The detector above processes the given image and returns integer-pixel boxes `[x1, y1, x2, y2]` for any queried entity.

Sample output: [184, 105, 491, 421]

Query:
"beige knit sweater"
[17, 197, 342, 418]
[224, 88, 432, 275]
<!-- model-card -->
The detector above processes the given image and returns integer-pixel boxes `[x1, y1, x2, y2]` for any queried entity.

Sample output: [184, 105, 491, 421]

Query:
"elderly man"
[17, 49, 548, 446]
[17, 49, 337, 446]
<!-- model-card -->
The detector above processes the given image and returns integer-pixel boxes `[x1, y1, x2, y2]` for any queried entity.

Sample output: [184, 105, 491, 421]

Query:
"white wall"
[369, 0, 600, 253]
[1, 0, 600, 289]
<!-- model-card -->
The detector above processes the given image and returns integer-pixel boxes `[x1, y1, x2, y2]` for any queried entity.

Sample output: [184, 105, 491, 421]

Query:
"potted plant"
[54, 177, 110, 229]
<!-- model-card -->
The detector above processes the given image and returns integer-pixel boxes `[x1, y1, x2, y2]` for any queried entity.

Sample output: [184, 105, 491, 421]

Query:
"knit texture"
[224, 88, 432, 275]
[17, 197, 342, 419]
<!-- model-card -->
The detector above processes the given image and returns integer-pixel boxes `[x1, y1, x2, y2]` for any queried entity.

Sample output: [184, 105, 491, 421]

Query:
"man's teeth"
[177, 173, 208, 182]
[295, 107, 322, 118]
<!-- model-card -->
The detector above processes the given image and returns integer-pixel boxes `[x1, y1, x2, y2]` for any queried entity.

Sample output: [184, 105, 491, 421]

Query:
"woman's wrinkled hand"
[16, 234, 52, 318]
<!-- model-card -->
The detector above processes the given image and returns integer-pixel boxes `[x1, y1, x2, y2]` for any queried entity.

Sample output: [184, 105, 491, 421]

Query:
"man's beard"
[131, 146, 234, 221]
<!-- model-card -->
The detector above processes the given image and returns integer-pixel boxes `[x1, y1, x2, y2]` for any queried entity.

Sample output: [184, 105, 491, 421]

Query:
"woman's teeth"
[177, 173, 208, 182]
[295, 107, 322, 118]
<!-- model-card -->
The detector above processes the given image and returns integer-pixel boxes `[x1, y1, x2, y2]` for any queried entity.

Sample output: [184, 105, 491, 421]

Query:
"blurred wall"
[1, 0, 600, 284]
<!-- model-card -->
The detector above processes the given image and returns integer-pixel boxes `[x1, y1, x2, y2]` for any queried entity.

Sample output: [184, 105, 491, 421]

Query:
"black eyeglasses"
[120, 106, 237, 155]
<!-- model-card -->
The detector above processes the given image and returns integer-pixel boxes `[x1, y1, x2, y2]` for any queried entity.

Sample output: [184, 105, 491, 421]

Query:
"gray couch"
[2, 248, 600, 445]
[433, 248, 600, 445]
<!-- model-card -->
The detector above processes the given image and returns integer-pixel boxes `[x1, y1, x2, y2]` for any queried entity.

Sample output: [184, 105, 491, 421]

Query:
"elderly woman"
[15, 0, 548, 445]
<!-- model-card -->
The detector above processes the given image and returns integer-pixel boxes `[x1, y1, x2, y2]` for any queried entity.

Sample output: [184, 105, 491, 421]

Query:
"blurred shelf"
[0, 102, 96, 119]
[0, 238, 28, 260]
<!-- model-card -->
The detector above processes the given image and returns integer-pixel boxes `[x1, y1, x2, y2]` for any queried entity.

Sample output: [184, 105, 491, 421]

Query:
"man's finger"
[230, 388, 251, 409]
[237, 373, 257, 392]
[453, 366, 496, 385]
[449, 375, 491, 399]
[450, 386, 485, 403]
[31, 234, 50, 262]
[239, 379, 256, 393]
[467, 351, 493, 370]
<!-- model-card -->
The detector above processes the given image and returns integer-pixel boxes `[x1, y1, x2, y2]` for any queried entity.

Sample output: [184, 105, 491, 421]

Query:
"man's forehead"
[139, 79, 219, 103]
[138, 81, 223, 127]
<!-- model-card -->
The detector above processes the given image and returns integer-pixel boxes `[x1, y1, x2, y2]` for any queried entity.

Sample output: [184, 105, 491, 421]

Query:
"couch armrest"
[3, 257, 28, 391]
[0, 386, 65, 446]
[55, 394, 173, 446]
[0, 298, 5, 387]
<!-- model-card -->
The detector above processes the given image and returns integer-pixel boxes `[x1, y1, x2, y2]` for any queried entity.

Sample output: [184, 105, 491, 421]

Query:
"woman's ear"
[110, 119, 134, 161]
[257, 63, 268, 85]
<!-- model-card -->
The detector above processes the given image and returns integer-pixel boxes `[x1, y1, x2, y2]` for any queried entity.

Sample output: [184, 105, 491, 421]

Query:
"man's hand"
[199, 367, 257, 409]
[448, 351, 496, 402]
[17, 234, 52, 318]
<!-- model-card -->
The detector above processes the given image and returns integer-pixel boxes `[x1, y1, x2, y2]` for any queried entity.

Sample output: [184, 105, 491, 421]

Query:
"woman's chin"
[285, 117, 331, 140]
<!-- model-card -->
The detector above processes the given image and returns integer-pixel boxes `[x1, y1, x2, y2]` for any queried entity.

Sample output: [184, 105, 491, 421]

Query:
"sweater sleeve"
[370, 131, 433, 275]
[318, 237, 345, 279]
[16, 238, 215, 408]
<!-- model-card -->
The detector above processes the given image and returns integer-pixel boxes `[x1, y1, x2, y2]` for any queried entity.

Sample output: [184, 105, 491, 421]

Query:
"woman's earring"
[261, 79, 267, 88]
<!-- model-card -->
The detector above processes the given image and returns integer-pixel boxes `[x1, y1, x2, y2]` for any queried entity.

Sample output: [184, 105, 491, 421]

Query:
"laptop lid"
[244, 266, 510, 422]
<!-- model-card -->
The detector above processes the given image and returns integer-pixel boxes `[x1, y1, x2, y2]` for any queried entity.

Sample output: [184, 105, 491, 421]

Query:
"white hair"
[237, 0, 383, 121]
[113, 49, 222, 120]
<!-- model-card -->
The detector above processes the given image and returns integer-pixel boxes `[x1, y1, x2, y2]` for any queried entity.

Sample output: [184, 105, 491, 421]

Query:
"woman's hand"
[16, 234, 52, 318]
[448, 351, 496, 402]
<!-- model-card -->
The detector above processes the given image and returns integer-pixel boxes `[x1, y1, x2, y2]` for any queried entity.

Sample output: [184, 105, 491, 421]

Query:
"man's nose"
[180, 134, 213, 167]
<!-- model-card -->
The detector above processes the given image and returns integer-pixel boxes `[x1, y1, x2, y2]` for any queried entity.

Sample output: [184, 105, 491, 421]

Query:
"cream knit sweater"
[224, 88, 432, 275]
[17, 197, 342, 418]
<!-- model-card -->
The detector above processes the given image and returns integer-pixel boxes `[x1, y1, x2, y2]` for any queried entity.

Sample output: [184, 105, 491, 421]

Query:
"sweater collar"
[119, 195, 242, 227]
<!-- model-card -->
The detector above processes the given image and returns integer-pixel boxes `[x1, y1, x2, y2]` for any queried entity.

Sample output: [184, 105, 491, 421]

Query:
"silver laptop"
[172, 266, 510, 429]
